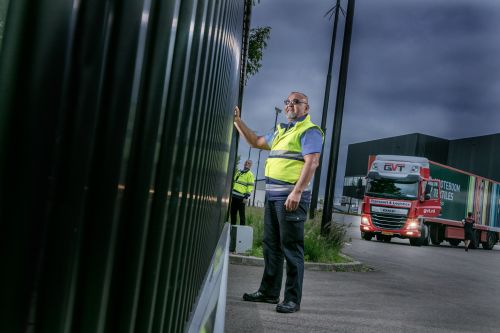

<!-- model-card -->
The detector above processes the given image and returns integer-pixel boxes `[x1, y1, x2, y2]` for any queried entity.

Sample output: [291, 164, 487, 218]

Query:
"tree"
[246, 25, 271, 83]
[0, 0, 10, 52]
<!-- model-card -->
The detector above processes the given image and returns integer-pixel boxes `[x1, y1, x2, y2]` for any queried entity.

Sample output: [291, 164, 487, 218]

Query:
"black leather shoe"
[276, 300, 300, 313]
[242, 291, 279, 304]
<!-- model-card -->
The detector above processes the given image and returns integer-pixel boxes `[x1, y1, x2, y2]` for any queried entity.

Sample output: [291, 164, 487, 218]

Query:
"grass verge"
[244, 206, 350, 264]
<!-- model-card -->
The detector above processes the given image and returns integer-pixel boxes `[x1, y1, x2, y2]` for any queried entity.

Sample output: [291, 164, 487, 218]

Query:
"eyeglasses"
[284, 98, 307, 106]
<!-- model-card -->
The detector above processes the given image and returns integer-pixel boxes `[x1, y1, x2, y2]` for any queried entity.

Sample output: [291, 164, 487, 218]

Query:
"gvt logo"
[383, 163, 405, 172]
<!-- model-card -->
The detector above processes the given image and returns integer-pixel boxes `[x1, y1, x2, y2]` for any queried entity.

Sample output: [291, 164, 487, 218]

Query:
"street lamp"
[274, 107, 282, 132]
[252, 107, 280, 207]
[247, 129, 261, 161]
[252, 149, 262, 206]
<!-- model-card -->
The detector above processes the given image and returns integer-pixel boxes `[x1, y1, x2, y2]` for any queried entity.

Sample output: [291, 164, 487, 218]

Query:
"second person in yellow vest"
[231, 159, 255, 226]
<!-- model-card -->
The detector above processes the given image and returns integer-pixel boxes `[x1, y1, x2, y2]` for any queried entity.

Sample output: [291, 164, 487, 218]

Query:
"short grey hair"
[290, 91, 308, 103]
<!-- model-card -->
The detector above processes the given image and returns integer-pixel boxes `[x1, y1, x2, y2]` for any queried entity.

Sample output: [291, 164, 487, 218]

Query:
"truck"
[360, 155, 500, 249]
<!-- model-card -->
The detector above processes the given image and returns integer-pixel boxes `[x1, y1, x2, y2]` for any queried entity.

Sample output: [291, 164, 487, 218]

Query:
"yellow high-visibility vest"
[232, 170, 255, 198]
[265, 115, 323, 184]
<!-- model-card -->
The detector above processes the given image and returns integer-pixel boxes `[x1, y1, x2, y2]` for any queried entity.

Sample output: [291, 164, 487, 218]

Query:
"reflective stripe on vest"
[265, 115, 323, 184]
[235, 180, 254, 186]
[232, 190, 246, 198]
[265, 183, 295, 192]
[268, 150, 305, 161]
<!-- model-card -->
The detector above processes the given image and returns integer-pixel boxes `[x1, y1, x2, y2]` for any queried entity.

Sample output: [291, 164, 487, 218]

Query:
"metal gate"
[0, 0, 250, 331]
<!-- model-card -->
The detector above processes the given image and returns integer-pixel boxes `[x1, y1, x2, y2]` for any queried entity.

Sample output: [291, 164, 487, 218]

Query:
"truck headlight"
[407, 219, 419, 229]
[361, 216, 370, 225]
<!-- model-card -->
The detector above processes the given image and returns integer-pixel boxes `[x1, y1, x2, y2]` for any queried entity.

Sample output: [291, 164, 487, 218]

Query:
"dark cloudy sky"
[239, 0, 500, 198]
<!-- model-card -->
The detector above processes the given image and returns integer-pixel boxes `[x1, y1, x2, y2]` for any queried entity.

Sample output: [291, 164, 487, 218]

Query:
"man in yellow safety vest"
[231, 159, 255, 226]
[233, 91, 323, 314]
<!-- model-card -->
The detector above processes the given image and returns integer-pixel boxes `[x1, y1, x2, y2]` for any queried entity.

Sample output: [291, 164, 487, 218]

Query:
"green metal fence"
[0, 0, 249, 332]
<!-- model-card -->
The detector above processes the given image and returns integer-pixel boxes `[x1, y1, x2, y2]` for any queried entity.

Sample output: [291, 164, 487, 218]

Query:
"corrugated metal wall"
[0, 0, 248, 332]
[447, 134, 500, 183]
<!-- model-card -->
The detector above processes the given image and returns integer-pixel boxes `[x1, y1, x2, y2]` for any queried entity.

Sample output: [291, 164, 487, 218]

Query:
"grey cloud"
[240, 0, 500, 196]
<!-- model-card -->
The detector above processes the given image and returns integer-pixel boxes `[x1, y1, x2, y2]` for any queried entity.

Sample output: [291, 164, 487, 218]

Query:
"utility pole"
[309, 0, 342, 219]
[227, 0, 253, 223]
[321, 0, 355, 234]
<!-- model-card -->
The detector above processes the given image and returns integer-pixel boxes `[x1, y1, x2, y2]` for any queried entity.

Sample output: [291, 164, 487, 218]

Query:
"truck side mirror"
[424, 181, 439, 200]
[421, 183, 432, 201]
[425, 183, 432, 195]
[356, 178, 364, 198]
[420, 182, 428, 202]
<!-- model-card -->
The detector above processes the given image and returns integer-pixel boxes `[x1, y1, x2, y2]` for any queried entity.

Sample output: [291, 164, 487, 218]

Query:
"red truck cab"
[360, 155, 441, 246]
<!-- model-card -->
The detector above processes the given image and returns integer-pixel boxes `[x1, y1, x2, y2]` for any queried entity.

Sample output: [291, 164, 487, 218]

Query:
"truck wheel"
[481, 232, 497, 250]
[362, 232, 373, 241]
[430, 224, 441, 245]
[422, 224, 430, 246]
[411, 224, 429, 246]
[448, 239, 460, 247]
[409, 238, 420, 246]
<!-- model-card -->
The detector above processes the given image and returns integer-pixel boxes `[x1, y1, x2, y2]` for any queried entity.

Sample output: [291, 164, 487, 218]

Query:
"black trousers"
[230, 196, 246, 226]
[258, 200, 307, 304]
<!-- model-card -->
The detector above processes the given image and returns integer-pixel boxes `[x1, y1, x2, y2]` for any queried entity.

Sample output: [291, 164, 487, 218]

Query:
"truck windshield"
[365, 178, 418, 200]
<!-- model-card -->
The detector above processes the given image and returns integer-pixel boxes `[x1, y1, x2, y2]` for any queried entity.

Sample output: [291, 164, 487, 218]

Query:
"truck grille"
[371, 213, 407, 229]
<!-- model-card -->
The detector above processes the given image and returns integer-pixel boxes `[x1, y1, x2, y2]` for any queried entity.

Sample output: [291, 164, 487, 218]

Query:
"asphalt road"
[225, 217, 500, 332]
